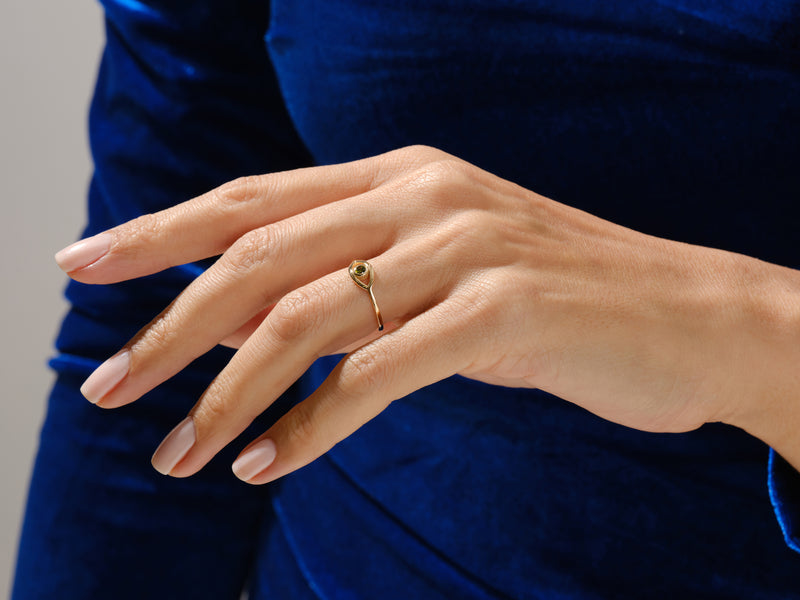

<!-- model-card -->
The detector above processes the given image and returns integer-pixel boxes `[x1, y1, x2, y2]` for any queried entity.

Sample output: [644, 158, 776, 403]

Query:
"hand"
[55, 145, 800, 482]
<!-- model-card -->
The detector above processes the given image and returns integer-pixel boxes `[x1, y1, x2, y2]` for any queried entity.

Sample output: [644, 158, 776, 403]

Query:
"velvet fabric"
[13, 1, 800, 598]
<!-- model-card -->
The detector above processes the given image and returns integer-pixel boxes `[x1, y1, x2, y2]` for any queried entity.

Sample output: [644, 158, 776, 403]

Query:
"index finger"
[53, 146, 444, 284]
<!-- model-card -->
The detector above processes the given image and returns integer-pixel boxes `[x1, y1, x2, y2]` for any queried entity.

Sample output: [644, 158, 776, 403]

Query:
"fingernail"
[152, 417, 196, 475]
[232, 439, 277, 482]
[54, 233, 112, 273]
[80, 351, 130, 404]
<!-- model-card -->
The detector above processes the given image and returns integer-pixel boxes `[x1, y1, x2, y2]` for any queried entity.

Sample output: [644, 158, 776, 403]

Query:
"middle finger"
[80, 192, 401, 409]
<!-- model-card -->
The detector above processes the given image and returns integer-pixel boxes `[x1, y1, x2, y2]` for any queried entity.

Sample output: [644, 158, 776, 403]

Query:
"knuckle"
[213, 175, 267, 206]
[371, 146, 456, 190]
[282, 403, 321, 451]
[223, 228, 277, 274]
[454, 209, 498, 243]
[406, 159, 473, 202]
[339, 346, 391, 395]
[267, 287, 322, 344]
[192, 394, 234, 437]
[422, 158, 459, 182]
[451, 208, 485, 232]
[397, 144, 448, 163]
[429, 157, 470, 178]
[124, 212, 163, 247]
[191, 371, 262, 442]
[131, 307, 182, 355]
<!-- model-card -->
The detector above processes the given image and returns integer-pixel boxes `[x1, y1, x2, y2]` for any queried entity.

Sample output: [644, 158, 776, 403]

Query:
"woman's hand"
[55, 145, 800, 482]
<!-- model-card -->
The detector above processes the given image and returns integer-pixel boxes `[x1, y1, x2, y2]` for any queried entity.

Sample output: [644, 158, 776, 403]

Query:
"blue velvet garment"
[13, 1, 800, 598]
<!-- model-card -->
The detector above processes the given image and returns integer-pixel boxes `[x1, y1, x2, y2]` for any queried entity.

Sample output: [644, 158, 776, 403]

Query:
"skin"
[59, 145, 800, 482]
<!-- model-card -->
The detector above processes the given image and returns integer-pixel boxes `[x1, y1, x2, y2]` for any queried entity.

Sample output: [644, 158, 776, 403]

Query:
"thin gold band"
[348, 260, 384, 331]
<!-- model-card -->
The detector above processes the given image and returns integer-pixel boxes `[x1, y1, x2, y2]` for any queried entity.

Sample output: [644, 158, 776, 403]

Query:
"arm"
[54, 145, 800, 482]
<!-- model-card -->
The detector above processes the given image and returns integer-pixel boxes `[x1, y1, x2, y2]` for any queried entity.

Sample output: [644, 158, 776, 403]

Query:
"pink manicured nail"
[232, 439, 277, 482]
[80, 351, 130, 404]
[54, 233, 112, 273]
[151, 417, 196, 475]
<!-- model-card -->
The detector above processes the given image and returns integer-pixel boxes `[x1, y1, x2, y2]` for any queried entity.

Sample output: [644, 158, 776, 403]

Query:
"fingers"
[80, 197, 397, 409]
[56, 146, 448, 284]
[232, 297, 473, 485]
[153, 245, 451, 478]
[56, 165, 369, 283]
[66, 144, 483, 482]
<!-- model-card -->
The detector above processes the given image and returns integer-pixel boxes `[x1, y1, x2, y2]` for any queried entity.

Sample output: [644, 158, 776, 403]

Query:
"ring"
[349, 260, 384, 331]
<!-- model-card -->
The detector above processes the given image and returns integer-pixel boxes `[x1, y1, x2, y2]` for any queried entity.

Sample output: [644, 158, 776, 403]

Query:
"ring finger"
[153, 242, 454, 477]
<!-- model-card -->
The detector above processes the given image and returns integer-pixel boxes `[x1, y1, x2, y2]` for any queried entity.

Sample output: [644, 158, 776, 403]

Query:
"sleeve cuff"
[768, 448, 800, 553]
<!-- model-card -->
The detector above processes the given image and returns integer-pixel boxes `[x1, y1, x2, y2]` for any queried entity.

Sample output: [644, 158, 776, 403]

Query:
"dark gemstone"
[355, 265, 366, 276]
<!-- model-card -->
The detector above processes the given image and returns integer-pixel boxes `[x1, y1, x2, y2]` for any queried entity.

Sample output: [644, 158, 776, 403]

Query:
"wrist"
[721, 254, 800, 471]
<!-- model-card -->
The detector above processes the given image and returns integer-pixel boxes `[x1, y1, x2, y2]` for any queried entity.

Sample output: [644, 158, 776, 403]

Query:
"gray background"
[1, 0, 104, 595]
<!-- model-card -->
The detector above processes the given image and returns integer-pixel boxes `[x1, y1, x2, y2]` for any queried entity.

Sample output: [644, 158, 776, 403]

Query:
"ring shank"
[349, 260, 384, 332]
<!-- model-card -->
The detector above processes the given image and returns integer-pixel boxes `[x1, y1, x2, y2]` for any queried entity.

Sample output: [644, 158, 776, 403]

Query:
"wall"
[0, 0, 103, 594]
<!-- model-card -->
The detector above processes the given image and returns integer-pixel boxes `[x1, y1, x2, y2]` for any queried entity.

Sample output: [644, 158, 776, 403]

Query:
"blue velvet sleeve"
[68, 0, 311, 321]
[769, 449, 800, 554]
[57, 0, 313, 374]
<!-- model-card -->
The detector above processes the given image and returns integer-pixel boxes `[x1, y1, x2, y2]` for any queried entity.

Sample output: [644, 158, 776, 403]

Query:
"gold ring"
[349, 260, 384, 331]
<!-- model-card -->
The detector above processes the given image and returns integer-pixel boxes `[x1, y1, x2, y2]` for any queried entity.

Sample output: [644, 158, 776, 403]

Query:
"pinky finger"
[231, 299, 471, 484]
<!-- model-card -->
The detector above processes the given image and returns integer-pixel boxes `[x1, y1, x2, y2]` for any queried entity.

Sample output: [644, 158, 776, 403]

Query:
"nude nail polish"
[54, 233, 111, 273]
[151, 418, 196, 476]
[80, 351, 130, 404]
[232, 439, 277, 482]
